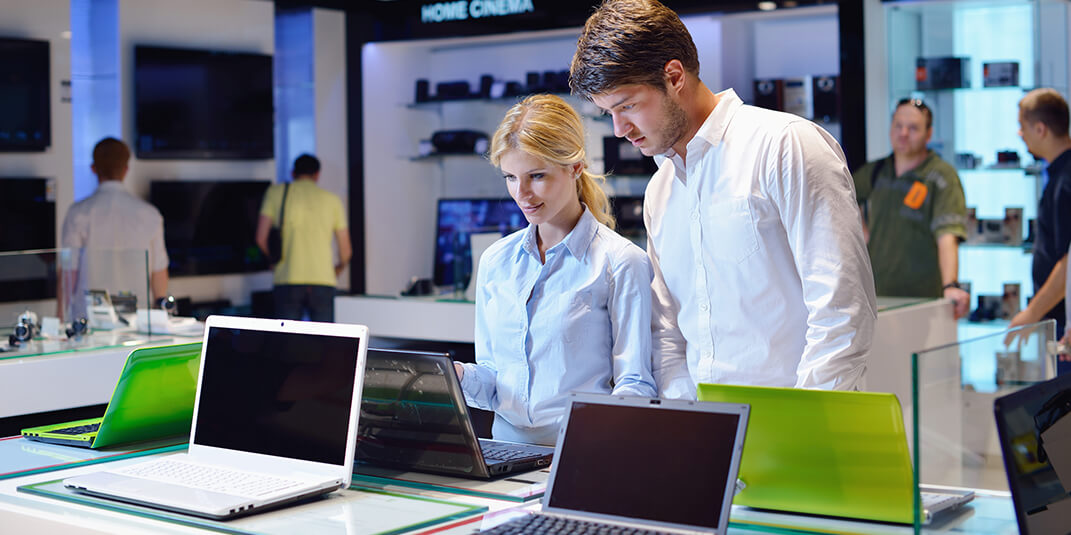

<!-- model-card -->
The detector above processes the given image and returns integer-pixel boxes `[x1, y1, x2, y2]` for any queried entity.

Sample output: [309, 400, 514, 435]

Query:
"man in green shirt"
[853, 98, 969, 318]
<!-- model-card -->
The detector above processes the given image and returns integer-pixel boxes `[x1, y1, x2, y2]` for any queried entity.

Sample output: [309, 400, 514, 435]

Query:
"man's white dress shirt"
[646, 89, 877, 398]
[61, 180, 169, 305]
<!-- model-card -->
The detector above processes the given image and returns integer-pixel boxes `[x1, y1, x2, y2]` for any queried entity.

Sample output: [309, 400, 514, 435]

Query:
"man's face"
[889, 104, 931, 157]
[591, 83, 688, 157]
[1018, 108, 1041, 158]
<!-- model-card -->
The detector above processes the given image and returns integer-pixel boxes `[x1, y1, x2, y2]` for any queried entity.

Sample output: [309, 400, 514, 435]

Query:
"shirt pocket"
[560, 289, 594, 343]
[702, 197, 759, 264]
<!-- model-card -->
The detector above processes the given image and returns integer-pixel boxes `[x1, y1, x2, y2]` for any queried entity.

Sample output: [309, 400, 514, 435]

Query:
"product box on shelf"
[916, 56, 971, 90]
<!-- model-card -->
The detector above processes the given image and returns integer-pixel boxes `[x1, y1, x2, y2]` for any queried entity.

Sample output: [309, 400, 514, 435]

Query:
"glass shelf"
[961, 242, 1032, 251]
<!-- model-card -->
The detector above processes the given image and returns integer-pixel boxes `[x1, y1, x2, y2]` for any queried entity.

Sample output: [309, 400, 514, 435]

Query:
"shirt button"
[692, 211, 700, 221]
[700, 302, 709, 312]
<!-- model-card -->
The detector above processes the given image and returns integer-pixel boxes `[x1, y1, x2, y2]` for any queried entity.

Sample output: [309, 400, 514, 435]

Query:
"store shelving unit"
[884, 0, 1069, 326]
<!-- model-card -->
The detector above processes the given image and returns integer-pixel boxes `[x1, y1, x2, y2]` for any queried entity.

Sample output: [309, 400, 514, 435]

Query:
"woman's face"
[500, 149, 581, 230]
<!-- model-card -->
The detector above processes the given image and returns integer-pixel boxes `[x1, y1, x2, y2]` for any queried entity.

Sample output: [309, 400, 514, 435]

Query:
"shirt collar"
[1047, 148, 1071, 176]
[654, 88, 743, 166]
[886, 150, 939, 178]
[96, 180, 126, 192]
[519, 204, 599, 262]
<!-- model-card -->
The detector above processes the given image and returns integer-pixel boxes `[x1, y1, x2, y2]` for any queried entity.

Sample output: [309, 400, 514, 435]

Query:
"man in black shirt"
[1010, 89, 1071, 356]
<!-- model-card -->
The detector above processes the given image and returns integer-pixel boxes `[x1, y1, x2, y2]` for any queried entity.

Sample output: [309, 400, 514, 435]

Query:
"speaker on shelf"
[415, 79, 430, 103]
[436, 80, 472, 100]
[526, 71, 543, 93]
[431, 130, 490, 154]
[479, 75, 494, 98]
[504, 81, 525, 97]
[812, 75, 840, 123]
[753, 79, 784, 111]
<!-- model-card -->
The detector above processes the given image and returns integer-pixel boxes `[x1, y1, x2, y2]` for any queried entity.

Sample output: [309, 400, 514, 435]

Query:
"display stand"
[354, 465, 548, 503]
[18, 479, 487, 535]
[0, 436, 186, 481]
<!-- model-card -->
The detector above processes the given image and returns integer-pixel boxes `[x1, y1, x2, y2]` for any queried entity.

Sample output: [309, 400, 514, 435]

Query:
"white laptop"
[479, 393, 749, 535]
[63, 315, 369, 519]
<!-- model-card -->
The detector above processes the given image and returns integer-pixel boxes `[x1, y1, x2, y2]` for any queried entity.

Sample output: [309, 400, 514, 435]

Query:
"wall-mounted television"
[0, 37, 51, 152]
[134, 45, 273, 159]
[0, 177, 57, 302]
[434, 198, 526, 289]
[150, 180, 271, 276]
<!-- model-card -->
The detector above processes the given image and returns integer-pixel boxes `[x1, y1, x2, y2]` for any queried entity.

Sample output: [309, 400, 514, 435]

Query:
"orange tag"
[903, 181, 928, 209]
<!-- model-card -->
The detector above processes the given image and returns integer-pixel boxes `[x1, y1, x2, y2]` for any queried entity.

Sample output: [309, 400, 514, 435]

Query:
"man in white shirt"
[570, 0, 877, 397]
[61, 138, 169, 318]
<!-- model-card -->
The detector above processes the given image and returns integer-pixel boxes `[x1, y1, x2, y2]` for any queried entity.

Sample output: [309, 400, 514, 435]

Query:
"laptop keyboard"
[48, 423, 101, 435]
[115, 459, 305, 497]
[481, 445, 540, 461]
[921, 491, 965, 511]
[480, 514, 671, 535]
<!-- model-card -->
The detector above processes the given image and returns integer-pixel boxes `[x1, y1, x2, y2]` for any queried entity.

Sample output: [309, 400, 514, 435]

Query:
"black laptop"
[355, 348, 554, 479]
[994, 372, 1071, 534]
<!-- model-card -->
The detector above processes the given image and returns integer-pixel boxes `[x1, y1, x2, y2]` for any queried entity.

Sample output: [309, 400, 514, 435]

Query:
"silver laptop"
[64, 315, 369, 519]
[356, 348, 554, 479]
[479, 393, 749, 535]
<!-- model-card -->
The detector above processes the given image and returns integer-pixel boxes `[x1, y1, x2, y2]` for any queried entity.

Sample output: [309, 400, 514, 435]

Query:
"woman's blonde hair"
[489, 94, 615, 229]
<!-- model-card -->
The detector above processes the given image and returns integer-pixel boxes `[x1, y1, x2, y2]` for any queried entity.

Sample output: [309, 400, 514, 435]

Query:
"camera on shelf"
[965, 207, 1025, 245]
[66, 317, 89, 339]
[10, 310, 39, 346]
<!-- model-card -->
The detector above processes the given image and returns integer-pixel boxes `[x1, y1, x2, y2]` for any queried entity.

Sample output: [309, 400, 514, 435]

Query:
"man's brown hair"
[92, 137, 131, 180]
[569, 0, 700, 98]
[1020, 88, 1070, 138]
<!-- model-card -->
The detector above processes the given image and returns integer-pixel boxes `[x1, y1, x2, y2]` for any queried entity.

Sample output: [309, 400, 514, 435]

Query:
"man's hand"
[1058, 332, 1070, 363]
[944, 287, 970, 320]
[453, 361, 465, 381]
[1004, 308, 1041, 346]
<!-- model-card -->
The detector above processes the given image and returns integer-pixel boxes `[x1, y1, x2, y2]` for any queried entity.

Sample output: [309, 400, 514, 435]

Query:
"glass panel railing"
[912, 319, 1058, 531]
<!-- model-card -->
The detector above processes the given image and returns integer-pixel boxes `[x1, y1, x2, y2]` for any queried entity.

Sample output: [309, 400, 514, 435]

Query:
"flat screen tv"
[134, 45, 273, 159]
[150, 180, 271, 276]
[434, 198, 526, 289]
[0, 177, 57, 302]
[0, 37, 50, 152]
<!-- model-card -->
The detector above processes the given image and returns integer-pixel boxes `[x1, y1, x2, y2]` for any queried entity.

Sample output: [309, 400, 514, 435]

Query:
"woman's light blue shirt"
[460, 206, 656, 445]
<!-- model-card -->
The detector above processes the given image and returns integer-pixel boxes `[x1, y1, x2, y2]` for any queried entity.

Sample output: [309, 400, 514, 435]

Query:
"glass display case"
[884, 0, 1070, 321]
[0, 247, 171, 359]
[912, 319, 1059, 531]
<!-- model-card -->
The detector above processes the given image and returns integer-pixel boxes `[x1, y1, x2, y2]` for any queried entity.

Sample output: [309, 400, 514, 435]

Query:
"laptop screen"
[995, 373, 1071, 534]
[356, 349, 483, 474]
[546, 399, 743, 529]
[193, 325, 361, 466]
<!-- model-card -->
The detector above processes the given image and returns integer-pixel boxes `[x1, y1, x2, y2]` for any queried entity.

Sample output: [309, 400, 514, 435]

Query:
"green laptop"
[696, 384, 973, 524]
[21, 342, 202, 449]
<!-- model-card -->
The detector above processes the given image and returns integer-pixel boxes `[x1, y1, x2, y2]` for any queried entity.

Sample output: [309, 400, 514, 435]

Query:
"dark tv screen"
[0, 37, 50, 152]
[150, 180, 271, 276]
[434, 198, 526, 288]
[134, 45, 273, 159]
[0, 177, 57, 302]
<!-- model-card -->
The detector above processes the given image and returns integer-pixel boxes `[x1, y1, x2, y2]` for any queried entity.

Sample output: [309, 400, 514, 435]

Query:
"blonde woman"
[454, 94, 656, 445]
